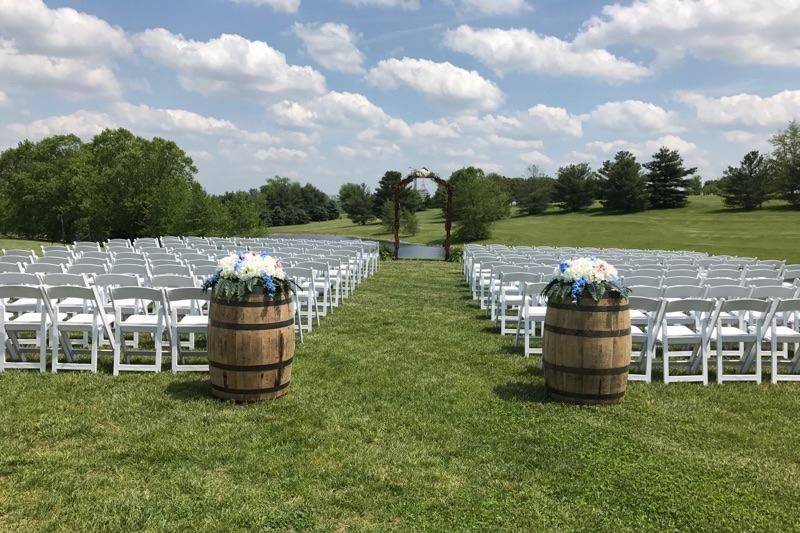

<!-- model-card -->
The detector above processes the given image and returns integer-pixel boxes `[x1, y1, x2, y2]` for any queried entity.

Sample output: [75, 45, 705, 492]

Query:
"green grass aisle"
[1, 261, 799, 530]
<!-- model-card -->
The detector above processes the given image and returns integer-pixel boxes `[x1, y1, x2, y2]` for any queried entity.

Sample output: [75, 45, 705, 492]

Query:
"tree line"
[0, 128, 339, 242]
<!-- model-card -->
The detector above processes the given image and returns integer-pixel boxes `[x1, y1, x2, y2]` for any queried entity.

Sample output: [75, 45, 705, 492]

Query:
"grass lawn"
[1, 261, 799, 530]
[277, 195, 800, 263]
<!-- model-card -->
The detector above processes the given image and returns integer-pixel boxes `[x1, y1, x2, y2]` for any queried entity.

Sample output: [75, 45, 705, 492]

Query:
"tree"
[687, 176, 703, 195]
[217, 191, 262, 235]
[720, 150, 772, 210]
[553, 163, 595, 212]
[770, 120, 800, 207]
[339, 183, 373, 225]
[371, 170, 423, 216]
[518, 178, 554, 215]
[702, 179, 722, 196]
[596, 151, 649, 213]
[380, 200, 418, 236]
[448, 167, 510, 242]
[644, 147, 697, 208]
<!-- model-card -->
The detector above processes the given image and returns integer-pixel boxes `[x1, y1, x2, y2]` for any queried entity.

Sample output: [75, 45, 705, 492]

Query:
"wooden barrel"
[542, 297, 631, 405]
[208, 288, 295, 402]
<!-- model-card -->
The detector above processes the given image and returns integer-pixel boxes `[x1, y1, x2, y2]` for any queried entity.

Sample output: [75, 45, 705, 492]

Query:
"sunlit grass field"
[1, 261, 799, 530]
[277, 195, 800, 263]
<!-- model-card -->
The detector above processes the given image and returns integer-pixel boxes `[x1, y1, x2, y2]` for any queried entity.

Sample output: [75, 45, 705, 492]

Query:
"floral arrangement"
[542, 257, 630, 303]
[202, 251, 288, 301]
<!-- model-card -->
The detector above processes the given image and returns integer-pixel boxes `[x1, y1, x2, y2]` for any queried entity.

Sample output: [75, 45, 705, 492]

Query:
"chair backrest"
[74, 258, 109, 267]
[192, 265, 218, 277]
[664, 297, 717, 315]
[774, 298, 800, 314]
[624, 276, 661, 287]
[0, 261, 22, 273]
[0, 273, 41, 288]
[746, 268, 781, 279]
[36, 256, 70, 266]
[522, 281, 549, 303]
[718, 297, 771, 315]
[663, 285, 706, 299]
[629, 285, 662, 298]
[150, 264, 192, 277]
[705, 285, 752, 299]
[93, 273, 141, 288]
[500, 272, 541, 286]
[110, 286, 164, 306]
[662, 276, 701, 287]
[163, 287, 210, 317]
[150, 274, 196, 288]
[110, 264, 149, 277]
[80, 251, 111, 260]
[703, 277, 741, 287]
[45, 285, 96, 304]
[705, 269, 742, 280]
[187, 260, 217, 269]
[745, 278, 785, 288]
[751, 286, 799, 300]
[0, 284, 45, 301]
[667, 269, 699, 278]
[68, 264, 107, 276]
[628, 295, 664, 315]
[24, 263, 63, 274]
[43, 273, 88, 287]
[113, 252, 145, 261]
[3, 254, 32, 264]
[179, 253, 210, 263]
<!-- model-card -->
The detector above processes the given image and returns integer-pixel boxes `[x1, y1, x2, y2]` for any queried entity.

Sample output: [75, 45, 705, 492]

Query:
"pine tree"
[644, 147, 697, 208]
[770, 120, 800, 207]
[597, 151, 649, 213]
[720, 150, 772, 210]
[553, 163, 595, 212]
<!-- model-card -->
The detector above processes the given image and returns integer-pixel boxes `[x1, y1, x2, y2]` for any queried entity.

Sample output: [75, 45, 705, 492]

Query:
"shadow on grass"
[493, 380, 548, 403]
[166, 378, 213, 401]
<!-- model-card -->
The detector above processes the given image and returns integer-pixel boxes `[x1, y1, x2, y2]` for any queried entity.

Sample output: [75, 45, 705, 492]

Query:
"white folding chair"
[110, 287, 167, 375]
[658, 298, 719, 385]
[497, 272, 539, 335]
[0, 285, 58, 372]
[514, 281, 548, 356]
[765, 299, 800, 383]
[163, 287, 209, 372]
[710, 298, 771, 383]
[628, 296, 666, 383]
[45, 286, 114, 373]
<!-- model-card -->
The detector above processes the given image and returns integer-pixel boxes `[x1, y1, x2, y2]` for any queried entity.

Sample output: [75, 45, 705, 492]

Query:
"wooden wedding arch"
[391, 169, 454, 261]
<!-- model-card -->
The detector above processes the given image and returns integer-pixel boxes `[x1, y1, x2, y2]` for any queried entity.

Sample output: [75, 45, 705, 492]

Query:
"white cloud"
[443, 25, 649, 82]
[525, 104, 583, 137]
[293, 22, 365, 74]
[337, 142, 400, 159]
[230, 0, 300, 13]
[457, 0, 531, 15]
[722, 130, 759, 145]
[7, 109, 114, 139]
[576, 0, 800, 67]
[679, 90, 800, 127]
[584, 100, 681, 134]
[586, 135, 698, 159]
[0, 40, 121, 98]
[0, 90, 7, 106]
[343, 0, 420, 9]
[135, 29, 327, 98]
[519, 150, 554, 167]
[254, 147, 308, 160]
[367, 56, 504, 110]
[0, 0, 131, 58]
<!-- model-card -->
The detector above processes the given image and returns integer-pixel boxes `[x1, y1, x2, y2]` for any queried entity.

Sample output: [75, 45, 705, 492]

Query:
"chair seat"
[523, 305, 548, 318]
[502, 295, 524, 305]
[764, 326, 800, 342]
[9, 312, 65, 327]
[177, 315, 208, 327]
[710, 326, 752, 341]
[5, 297, 39, 311]
[63, 313, 113, 328]
[658, 325, 701, 340]
[120, 315, 161, 327]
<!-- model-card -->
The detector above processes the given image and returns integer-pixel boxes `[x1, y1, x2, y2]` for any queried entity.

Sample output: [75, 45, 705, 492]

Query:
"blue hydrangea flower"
[559, 260, 570, 273]
[571, 276, 587, 301]
[261, 274, 277, 296]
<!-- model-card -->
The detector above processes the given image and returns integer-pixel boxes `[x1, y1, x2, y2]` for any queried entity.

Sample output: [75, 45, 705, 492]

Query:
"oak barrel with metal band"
[208, 288, 295, 402]
[542, 297, 632, 405]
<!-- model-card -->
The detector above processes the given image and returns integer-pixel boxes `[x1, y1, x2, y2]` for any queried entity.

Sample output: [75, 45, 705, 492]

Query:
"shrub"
[553, 163, 595, 212]
[720, 150, 772, 210]
[597, 151, 649, 213]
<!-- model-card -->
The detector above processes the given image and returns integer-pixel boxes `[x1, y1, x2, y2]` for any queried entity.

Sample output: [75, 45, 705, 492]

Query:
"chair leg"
[171, 329, 179, 373]
[90, 329, 99, 373]
[155, 329, 163, 372]
[39, 328, 47, 373]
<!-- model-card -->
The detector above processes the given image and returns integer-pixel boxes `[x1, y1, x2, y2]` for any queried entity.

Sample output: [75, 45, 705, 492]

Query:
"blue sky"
[1, 0, 799, 194]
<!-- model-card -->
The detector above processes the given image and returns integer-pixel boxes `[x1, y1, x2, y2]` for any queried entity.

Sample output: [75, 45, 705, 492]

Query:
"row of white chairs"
[463, 245, 800, 384]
